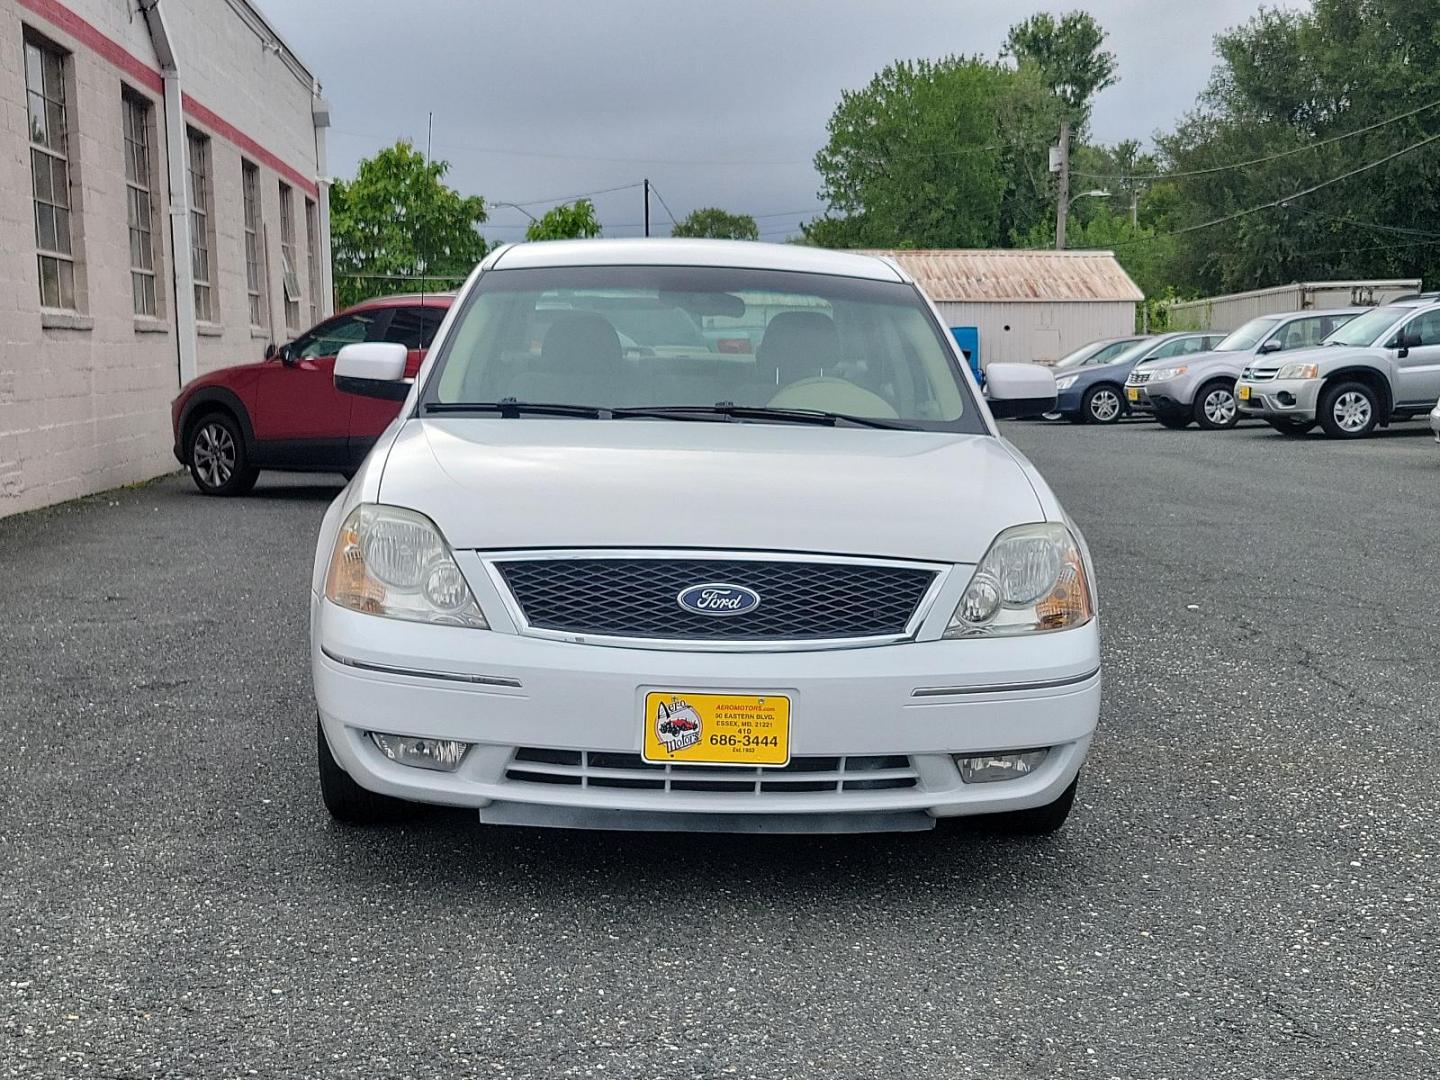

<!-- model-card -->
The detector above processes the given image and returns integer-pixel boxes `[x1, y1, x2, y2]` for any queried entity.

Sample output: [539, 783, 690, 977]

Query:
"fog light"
[955, 749, 1048, 783]
[369, 732, 470, 772]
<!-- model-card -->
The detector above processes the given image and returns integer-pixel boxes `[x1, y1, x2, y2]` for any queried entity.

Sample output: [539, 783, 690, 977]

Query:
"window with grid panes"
[242, 162, 265, 326]
[122, 91, 158, 316]
[25, 37, 76, 310]
[279, 182, 300, 330]
[304, 198, 320, 325]
[187, 131, 215, 321]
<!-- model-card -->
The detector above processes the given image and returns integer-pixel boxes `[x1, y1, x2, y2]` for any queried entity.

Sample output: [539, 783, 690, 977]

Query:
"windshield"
[1216, 316, 1282, 352]
[1325, 305, 1409, 347]
[421, 265, 983, 430]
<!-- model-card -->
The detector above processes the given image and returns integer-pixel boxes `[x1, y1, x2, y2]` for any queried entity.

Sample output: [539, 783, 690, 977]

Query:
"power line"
[646, 182, 680, 230]
[1110, 129, 1440, 250]
[331, 127, 813, 167]
[1073, 97, 1440, 182]
[1290, 205, 1440, 240]
[491, 181, 645, 210]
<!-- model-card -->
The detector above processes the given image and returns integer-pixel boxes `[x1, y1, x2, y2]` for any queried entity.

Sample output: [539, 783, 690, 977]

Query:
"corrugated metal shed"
[863, 249, 1144, 303]
[1167, 279, 1422, 332]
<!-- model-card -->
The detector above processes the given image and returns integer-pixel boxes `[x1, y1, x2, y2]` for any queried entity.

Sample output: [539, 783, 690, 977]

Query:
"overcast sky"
[261, 0, 1293, 244]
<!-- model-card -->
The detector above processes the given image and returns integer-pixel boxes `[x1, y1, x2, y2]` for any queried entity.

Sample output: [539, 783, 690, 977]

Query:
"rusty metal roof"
[861, 249, 1144, 303]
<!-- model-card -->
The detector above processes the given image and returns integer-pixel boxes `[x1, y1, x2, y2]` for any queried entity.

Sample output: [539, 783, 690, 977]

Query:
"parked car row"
[1045, 295, 1440, 438]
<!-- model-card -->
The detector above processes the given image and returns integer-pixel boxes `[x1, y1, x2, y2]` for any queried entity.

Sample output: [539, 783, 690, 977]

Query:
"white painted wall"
[0, 0, 328, 517]
[933, 300, 1137, 367]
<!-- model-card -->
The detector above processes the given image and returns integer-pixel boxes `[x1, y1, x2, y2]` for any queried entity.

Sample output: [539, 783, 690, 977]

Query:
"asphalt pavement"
[2, 417, 1438, 1079]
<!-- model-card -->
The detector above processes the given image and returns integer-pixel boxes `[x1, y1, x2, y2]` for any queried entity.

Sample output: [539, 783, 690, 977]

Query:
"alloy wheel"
[1203, 388, 1237, 426]
[1089, 389, 1121, 423]
[192, 422, 236, 489]
[1333, 391, 1372, 433]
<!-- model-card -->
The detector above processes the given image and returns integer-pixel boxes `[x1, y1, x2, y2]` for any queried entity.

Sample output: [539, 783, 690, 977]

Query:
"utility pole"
[1054, 117, 1071, 250]
[643, 178, 650, 238]
[1131, 184, 1139, 228]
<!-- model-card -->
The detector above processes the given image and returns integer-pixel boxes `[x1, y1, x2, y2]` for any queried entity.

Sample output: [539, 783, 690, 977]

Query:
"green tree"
[1002, 11, 1118, 128]
[329, 140, 488, 308]
[1017, 202, 1174, 301]
[805, 56, 1061, 249]
[670, 207, 759, 240]
[525, 199, 602, 241]
[1151, 0, 1440, 293]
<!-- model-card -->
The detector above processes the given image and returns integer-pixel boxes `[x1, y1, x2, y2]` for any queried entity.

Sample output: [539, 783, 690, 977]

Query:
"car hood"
[1248, 342, 1388, 370]
[377, 419, 1047, 564]
[1139, 349, 1244, 374]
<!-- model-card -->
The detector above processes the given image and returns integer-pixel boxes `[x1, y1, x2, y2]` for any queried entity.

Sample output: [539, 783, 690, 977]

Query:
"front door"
[1390, 309, 1440, 408]
[252, 308, 388, 468]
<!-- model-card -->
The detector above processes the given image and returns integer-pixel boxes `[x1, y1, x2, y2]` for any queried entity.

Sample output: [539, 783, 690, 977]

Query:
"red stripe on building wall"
[17, 0, 163, 92]
[183, 98, 318, 198]
[16, 0, 319, 198]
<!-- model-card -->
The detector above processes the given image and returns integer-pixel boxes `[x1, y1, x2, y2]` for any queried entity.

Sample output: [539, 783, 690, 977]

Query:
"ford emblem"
[676, 583, 761, 617]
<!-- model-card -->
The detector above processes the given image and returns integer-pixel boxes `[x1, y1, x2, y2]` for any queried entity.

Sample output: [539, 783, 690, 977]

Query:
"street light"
[490, 200, 538, 222]
[1068, 188, 1112, 210]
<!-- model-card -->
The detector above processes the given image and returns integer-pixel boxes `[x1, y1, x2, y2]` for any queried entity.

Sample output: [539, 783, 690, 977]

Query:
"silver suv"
[1126, 309, 1361, 430]
[1235, 299, 1440, 437]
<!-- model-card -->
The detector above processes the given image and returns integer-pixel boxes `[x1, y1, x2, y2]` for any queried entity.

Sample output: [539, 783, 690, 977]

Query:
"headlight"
[1147, 365, 1187, 381]
[945, 523, 1094, 638]
[1055, 374, 1079, 390]
[1277, 362, 1319, 380]
[324, 504, 488, 628]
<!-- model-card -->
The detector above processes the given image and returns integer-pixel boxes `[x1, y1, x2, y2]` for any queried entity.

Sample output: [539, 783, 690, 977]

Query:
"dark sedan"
[1053, 332, 1224, 424]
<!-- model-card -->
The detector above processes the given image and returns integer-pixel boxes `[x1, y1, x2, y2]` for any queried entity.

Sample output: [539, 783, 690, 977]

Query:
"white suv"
[310, 240, 1099, 836]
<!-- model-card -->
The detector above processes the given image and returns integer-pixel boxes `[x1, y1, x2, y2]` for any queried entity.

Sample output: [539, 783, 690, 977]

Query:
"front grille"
[1128, 370, 1152, 385]
[506, 748, 918, 794]
[494, 556, 937, 641]
[1245, 367, 1278, 382]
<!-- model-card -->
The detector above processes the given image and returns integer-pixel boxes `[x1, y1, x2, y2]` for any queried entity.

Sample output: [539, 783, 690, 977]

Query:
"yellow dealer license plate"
[1238, 384, 1251, 401]
[1126, 387, 1141, 402]
[642, 691, 791, 767]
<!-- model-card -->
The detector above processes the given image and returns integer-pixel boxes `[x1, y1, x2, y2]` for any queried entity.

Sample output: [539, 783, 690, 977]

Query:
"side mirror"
[1398, 330, 1422, 354]
[983, 362, 1057, 420]
[335, 342, 412, 401]
[264, 342, 277, 361]
[1257, 339, 1283, 354]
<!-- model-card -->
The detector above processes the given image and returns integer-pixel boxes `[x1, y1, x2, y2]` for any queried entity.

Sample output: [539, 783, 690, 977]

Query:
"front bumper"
[1235, 377, 1323, 421]
[312, 597, 1102, 832]
[1429, 402, 1440, 441]
[1124, 382, 1187, 417]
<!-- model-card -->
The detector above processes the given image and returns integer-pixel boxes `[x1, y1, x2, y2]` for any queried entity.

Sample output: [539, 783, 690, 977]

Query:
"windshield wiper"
[611, 403, 918, 430]
[424, 399, 607, 419]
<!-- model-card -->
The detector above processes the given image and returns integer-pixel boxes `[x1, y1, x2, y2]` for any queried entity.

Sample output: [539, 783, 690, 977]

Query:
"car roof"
[487, 238, 906, 282]
[345, 291, 455, 313]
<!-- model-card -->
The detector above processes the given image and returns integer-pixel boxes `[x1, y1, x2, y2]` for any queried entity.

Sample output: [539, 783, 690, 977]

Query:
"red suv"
[171, 293, 452, 495]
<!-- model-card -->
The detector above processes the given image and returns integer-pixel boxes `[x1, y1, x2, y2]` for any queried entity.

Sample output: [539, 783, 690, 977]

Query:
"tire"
[186, 411, 259, 496]
[1266, 417, 1317, 437]
[317, 718, 416, 824]
[1082, 385, 1124, 425]
[973, 776, 1078, 836]
[1193, 380, 1239, 430]
[1318, 380, 1380, 439]
[1156, 414, 1192, 430]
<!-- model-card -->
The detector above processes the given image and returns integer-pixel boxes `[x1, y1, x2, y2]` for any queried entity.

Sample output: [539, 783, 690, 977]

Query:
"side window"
[1151, 337, 1199, 360]
[1276, 317, 1325, 351]
[1404, 310, 1440, 347]
[293, 312, 382, 359]
[382, 306, 446, 349]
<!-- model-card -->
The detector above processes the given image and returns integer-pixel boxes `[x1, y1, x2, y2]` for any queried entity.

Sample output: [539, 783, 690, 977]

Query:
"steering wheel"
[767, 377, 900, 419]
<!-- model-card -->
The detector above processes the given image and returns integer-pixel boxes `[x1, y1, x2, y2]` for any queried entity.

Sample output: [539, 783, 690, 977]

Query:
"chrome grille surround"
[483, 549, 950, 651]
[1244, 367, 1279, 382]
[506, 748, 919, 794]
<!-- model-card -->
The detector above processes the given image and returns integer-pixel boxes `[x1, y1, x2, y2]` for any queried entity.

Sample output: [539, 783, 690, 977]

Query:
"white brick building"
[0, 0, 331, 516]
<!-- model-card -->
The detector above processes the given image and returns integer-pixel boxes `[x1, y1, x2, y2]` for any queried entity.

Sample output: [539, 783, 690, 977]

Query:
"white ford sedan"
[311, 240, 1099, 835]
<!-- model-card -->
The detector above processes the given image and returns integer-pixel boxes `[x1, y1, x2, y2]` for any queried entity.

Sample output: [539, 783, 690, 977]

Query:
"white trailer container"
[1167, 280, 1422, 332]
